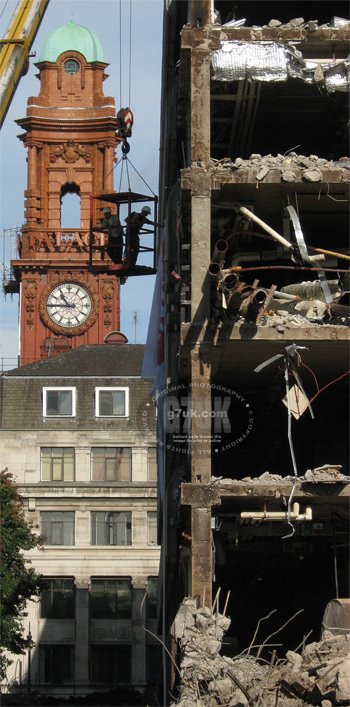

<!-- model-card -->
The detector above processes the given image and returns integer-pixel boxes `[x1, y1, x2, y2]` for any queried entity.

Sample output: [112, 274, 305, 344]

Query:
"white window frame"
[95, 387, 129, 418]
[43, 387, 76, 417]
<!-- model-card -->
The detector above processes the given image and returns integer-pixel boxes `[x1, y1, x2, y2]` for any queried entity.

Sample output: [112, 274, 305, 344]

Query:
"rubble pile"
[218, 16, 350, 31]
[212, 465, 349, 484]
[210, 153, 350, 182]
[238, 309, 330, 330]
[299, 464, 349, 483]
[170, 598, 350, 707]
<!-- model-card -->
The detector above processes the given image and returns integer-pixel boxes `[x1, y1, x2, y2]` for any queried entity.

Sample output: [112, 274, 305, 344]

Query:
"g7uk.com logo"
[165, 394, 231, 433]
[141, 382, 254, 456]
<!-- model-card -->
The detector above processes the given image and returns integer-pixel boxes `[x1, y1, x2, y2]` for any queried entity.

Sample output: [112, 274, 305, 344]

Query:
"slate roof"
[3, 345, 146, 378]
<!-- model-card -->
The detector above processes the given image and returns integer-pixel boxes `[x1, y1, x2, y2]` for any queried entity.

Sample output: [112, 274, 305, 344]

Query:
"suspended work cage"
[89, 143, 159, 279]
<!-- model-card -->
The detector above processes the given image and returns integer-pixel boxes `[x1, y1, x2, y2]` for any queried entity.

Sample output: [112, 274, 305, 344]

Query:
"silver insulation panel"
[211, 41, 349, 93]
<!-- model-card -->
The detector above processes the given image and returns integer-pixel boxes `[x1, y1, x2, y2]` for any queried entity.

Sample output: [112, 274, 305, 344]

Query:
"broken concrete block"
[281, 170, 296, 182]
[289, 17, 305, 26]
[230, 689, 249, 705]
[210, 676, 233, 698]
[335, 656, 350, 703]
[256, 166, 270, 181]
[286, 650, 303, 673]
[303, 168, 322, 182]
[268, 19, 282, 27]
[206, 638, 222, 657]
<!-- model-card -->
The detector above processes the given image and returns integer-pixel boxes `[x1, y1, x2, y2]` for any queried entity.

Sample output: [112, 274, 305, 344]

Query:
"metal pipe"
[273, 291, 300, 301]
[212, 239, 228, 264]
[330, 302, 350, 317]
[208, 261, 224, 280]
[222, 272, 239, 290]
[230, 248, 290, 267]
[252, 289, 267, 305]
[238, 207, 293, 250]
[226, 282, 249, 312]
[241, 503, 312, 522]
[239, 287, 263, 317]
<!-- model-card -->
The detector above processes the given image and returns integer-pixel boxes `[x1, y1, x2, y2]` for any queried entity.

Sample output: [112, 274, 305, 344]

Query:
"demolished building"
[154, 0, 350, 700]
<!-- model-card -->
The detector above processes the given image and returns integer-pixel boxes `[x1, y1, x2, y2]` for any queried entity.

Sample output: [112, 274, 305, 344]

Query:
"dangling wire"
[282, 359, 298, 540]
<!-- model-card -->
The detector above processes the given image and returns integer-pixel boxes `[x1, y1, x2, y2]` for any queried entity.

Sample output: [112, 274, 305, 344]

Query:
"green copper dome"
[39, 21, 104, 63]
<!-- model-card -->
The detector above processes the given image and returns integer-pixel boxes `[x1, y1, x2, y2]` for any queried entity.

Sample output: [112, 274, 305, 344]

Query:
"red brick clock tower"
[13, 22, 122, 365]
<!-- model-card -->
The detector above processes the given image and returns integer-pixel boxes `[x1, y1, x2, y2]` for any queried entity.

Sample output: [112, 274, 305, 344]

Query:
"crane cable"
[128, 0, 132, 106]
[119, 0, 133, 107]
[119, 1, 122, 108]
[0, 0, 9, 19]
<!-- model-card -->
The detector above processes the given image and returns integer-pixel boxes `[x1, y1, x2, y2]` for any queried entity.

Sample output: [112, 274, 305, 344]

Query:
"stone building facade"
[0, 344, 160, 695]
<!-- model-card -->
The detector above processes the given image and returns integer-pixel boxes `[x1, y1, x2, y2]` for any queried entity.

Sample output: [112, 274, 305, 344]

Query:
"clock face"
[46, 283, 92, 327]
[39, 281, 98, 335]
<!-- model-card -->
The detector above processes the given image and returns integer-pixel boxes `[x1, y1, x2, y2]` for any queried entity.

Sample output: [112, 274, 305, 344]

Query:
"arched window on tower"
[60, 183, 81, 228]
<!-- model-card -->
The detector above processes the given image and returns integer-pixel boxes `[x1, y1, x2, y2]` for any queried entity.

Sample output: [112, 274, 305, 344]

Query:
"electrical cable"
[299, 360, 320, 393]
[309, 370, 350, 405]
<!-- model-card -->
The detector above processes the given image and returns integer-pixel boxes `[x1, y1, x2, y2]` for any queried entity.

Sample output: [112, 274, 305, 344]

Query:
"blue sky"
[0, 0, 163, 365]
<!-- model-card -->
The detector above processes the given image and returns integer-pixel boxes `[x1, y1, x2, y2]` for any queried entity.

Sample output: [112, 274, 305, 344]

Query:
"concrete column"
[189, 0, 213, 27]
[190, 347, 211, 484]
[189, 346, 212, 608]
[74, 577, 90, 686]
[190, 45, 211, 164]
[191, 506, 212, 606]
[131, 576, 148, 685]
[191, 191, 211, 321]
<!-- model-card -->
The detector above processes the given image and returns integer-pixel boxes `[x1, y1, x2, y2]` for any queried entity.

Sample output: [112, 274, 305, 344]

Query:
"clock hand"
[47, 303, 75, 308]
[59, 289, 70, 305]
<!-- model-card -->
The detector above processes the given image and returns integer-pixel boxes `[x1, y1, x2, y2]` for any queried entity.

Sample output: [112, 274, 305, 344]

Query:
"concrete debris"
[212, 465, 349, 484]
[217, 16, 350, 30]
[171, 598, 350, 706]
[231, 309, 348, 330]
[258, 309, 325, 328]
[268, 19, 283, 28]
[300, 465, 349, 483]
[210, 152, 349, 180]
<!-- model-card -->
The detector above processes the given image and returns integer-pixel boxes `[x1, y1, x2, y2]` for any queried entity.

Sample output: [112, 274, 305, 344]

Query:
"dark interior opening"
[213, 514, 349, 655]
[214, 1, 350, 28]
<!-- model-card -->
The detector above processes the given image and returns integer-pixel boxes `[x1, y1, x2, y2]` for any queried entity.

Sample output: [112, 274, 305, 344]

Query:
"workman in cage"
[124, 205, 160, 266]
[101, 207, 124, 263]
